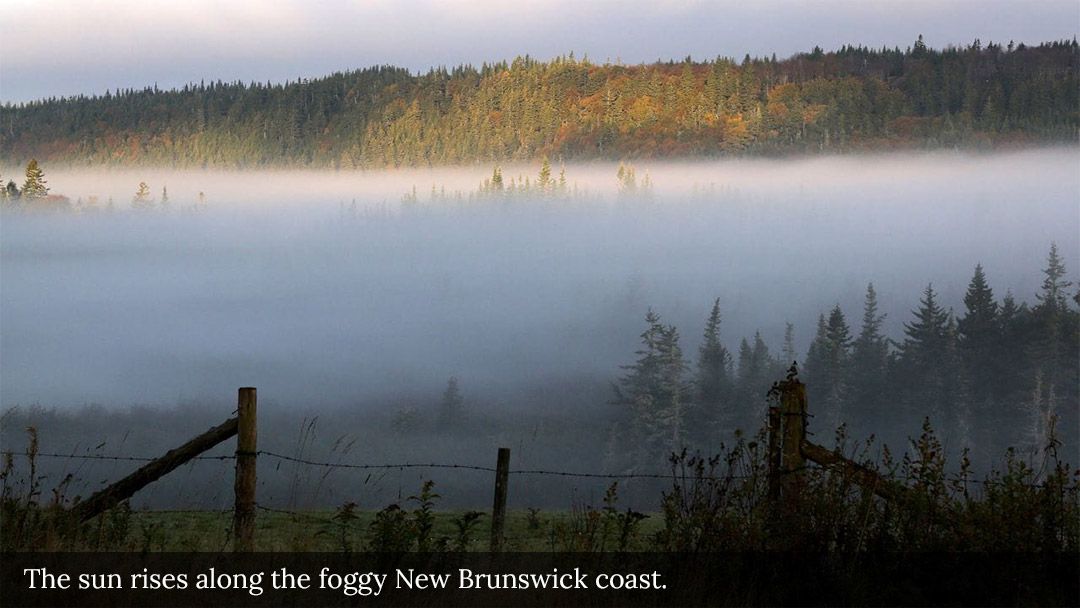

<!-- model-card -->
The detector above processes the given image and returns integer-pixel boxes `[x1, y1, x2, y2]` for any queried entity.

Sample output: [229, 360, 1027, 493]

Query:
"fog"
[2, 149, 1077, 410]
[1, 149, 1078, 508]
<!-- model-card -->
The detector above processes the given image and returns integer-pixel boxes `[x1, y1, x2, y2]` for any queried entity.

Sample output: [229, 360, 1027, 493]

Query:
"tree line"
[609, 246, 1079, 472]
[1, 38, 1076, 168]
[1, 159, 209, 213]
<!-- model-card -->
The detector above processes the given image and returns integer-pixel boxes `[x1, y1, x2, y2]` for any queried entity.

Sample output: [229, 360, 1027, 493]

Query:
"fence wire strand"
[0, 450, 235, 462]
[2, 449, 1066, 489]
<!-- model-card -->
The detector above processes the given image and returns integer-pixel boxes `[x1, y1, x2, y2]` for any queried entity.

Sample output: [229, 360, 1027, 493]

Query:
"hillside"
[1, 38, 1077, 168]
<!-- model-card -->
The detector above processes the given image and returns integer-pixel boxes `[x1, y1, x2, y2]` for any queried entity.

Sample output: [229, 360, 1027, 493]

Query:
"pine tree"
[160, 185, 170, 210]
[1030, 243, 1078, 438]
[1036, 243, 1071, 312]
[613, 310, 691, 465]
[805, 306, 852, 432]
[20, 159, 48, 200]
[957, 264, 1001, 451]
[899, 284, 952, 425]
[782, 322, 797, 366]
[537, 157, 552, 192]
[732, 331, 773, 430]
[848, 283, 890, 435]
[656, 323, 690, 451]
[438, 376, 464, 428]
[695, 299, 733, 443]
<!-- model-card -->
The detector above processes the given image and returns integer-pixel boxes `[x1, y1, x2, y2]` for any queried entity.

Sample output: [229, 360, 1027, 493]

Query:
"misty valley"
[1, 150, 1076, 526]
[3, 5, 1080, 605]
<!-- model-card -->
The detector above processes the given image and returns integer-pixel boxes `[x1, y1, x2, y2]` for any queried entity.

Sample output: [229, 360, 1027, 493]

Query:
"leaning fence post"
[780, 380, 807, 502]
[490, 447, 510, 552]
[233, 387, 257, 552]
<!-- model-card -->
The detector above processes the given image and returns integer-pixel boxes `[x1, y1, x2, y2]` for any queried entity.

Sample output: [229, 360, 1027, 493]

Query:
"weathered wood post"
[780, 380, 807, 502]
[767, 405, 781, 502]
[233, 387, 257, 552]
[490, 447, 510, 552]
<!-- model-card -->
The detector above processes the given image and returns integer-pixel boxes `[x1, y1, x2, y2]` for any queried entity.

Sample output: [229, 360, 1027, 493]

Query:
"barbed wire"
[255, 503, 334, 523]
[256, 450, 497, 473]
[257, 451, 756, 480]
[3, 449, 1070, 490]
[0, 450, 234, 462]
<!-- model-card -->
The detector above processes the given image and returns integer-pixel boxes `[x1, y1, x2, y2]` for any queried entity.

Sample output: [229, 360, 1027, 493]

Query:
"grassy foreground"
[70, 508, 663, 553]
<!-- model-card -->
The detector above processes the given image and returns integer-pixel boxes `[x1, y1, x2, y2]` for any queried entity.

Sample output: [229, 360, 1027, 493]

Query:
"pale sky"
[1, 0, 1077, 103]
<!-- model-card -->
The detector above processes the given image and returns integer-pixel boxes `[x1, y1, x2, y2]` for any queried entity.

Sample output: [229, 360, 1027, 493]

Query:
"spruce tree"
[805, 306, 851, 432]
[957, 264, 1001, 452]
[1037, 243, 1071, 312]
[537, 157, 552, 192]
[804, 314, 829, 407]
[438, 376, 464, 429]
[848, 283, 890, 435]
[782, 322, 797, 367]
[1030, 243, 1078, 439]
[20, 159, 48, 200]
[695, 299, 733, 443]
[899, 284, 951, 426]
[613, 310, 691, 466]
[732, 331, 773, 429]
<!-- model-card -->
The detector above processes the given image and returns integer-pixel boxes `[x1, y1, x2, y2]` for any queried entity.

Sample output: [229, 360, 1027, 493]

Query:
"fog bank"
[2, 149, 1077, 410]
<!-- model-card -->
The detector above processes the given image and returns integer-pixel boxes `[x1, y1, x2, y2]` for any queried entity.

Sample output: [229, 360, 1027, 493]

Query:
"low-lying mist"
[3, 149, 1076, 409]
[1, 149, 1077, 508]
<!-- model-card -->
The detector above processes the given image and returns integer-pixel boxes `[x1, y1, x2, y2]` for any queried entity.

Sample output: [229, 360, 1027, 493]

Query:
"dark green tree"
[898, 284, 952, 427]
[805, 305, 852, 431]
[781, 322, 797, 366]
[694, 299, 733, 444]
[732, 331, 774, 430]
[957, 264, 1001, 454]
[438, 376, 464, 428]
[1028, 243, 1079, 447]
[848, 283, 890, 435]
[537, 157, 552, 192]
[613, 310, 691, 465]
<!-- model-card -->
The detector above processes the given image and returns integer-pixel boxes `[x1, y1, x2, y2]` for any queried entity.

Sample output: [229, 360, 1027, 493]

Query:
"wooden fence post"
[233, 387, 257, 552]
[780, 380, 807, 501]
[490, 447, 510, 552]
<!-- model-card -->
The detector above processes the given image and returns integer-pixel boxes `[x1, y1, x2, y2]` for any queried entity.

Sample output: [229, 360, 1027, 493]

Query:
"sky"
[1, 0, 1077, 103]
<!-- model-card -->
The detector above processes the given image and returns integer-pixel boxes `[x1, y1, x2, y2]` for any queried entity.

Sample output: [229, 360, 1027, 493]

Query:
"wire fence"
[2, 451, 237, 463]
[2, 448, 1071, 491]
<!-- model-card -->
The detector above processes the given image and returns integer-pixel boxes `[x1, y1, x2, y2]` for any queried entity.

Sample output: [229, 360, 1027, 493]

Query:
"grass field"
[113, 509, 661, 552]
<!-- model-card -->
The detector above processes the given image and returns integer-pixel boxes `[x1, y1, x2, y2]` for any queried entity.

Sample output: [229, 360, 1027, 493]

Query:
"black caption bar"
[2, 552, 1077, 607]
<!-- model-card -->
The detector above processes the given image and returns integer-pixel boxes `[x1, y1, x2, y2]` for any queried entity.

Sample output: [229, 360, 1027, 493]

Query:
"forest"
[610, 249, 1079, 475]
[1, 38, 1077, 168]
